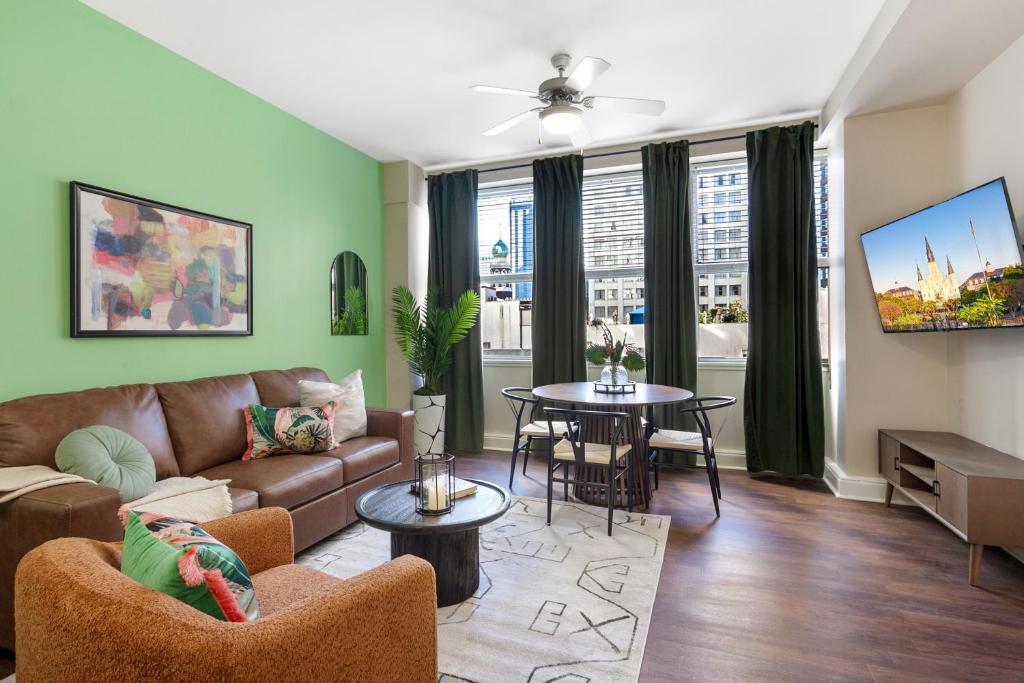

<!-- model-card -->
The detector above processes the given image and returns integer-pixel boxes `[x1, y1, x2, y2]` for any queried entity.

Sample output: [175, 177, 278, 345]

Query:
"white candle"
[425, 475, 449, 511]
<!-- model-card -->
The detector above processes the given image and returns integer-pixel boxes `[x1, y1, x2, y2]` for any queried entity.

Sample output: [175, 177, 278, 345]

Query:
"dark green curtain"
[532, 155, 586, 388]
[743, 121, 824, 477]
[642, 141, 697, 433]
[427, 170, 484, 451]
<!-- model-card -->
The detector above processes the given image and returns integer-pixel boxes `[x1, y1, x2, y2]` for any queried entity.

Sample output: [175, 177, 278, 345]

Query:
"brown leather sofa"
[0, 367, 414, 652]
[14, 508, 437, 682]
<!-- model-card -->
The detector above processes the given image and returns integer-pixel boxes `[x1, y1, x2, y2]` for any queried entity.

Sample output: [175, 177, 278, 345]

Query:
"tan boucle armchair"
[14, 507, 438, 683]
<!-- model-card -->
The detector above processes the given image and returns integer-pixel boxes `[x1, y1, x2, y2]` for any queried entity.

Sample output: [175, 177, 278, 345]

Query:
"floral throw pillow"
[120, 511, 259, 622]
[243, 401, 337, 460]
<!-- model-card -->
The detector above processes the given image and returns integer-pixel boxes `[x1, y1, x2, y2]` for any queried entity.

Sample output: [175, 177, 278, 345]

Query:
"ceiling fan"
[471, 53, 666, 146]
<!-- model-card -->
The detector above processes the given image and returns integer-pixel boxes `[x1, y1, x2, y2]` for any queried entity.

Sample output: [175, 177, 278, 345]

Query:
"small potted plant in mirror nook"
[391, 286, 480, 455]
[585, 318, 645, 393]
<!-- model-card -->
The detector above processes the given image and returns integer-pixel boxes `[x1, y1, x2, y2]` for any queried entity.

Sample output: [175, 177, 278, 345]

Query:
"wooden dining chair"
[544, 407, 633, 536]
[500, 387, 578, 490]
[647, 396, 736, 517]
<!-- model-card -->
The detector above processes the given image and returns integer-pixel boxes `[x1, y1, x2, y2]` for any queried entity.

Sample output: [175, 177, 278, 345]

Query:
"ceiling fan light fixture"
[540, 104, 582, 135]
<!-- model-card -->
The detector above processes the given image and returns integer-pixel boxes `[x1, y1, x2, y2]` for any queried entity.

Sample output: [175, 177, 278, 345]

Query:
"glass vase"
[600, 362, 629, 385]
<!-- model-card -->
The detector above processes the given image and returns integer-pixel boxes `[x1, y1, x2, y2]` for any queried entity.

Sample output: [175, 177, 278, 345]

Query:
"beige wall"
[382, 161, 429, 408]
[946, 34, 1024, 458]
[837, 105, 955, 479]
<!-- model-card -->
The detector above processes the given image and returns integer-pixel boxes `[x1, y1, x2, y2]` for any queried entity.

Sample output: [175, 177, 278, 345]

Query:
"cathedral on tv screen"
[916, 236, 960, 303]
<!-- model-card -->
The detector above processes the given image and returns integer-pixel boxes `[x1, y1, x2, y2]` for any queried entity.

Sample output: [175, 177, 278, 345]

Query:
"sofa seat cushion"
[319, 437, 399, 485]
[197, 455, 343, 511]
[229, 487, 259, 513]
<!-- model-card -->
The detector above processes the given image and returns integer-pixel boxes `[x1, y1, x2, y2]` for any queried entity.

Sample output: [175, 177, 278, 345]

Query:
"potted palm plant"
[391, 286, 481, 455]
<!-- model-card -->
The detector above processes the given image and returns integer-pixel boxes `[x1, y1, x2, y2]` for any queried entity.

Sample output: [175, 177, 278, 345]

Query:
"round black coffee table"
[354, 479, 512, 607]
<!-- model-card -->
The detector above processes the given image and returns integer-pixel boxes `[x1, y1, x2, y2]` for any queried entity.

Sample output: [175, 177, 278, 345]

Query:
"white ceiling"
[81, 0, 884, 168]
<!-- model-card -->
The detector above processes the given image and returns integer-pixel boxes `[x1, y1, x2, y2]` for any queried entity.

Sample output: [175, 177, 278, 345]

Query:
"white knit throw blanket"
[120, 477, 233, 523]
[0, 465, 92, 504]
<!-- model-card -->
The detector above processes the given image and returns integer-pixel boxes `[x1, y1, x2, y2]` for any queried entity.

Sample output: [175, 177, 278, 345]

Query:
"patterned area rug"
[297, 496, 669, 683]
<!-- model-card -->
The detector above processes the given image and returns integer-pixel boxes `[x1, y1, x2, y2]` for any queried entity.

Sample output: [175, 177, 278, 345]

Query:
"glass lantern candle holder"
[415, 453, 455, 515]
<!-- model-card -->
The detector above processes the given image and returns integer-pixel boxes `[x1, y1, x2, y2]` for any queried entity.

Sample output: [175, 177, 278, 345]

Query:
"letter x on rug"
[297, 496, 669, 683]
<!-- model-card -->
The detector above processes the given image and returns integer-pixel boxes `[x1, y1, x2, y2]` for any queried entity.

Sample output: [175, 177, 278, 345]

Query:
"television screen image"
[861, 178, 1024, 333]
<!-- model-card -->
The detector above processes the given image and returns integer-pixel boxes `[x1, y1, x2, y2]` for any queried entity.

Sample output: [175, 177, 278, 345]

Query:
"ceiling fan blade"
[470, 85, 538, 98]
[483, 109, 540, 137]
[583, 96, 666, 116]
[563, 56, 611, 92]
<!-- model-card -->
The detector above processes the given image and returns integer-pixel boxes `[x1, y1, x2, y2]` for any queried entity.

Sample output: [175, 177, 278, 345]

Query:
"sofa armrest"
[200, 507, 294, 575]
[0, 482, 122, 650]
[366, 408, 415, 475]
[239, 554, 437, 681]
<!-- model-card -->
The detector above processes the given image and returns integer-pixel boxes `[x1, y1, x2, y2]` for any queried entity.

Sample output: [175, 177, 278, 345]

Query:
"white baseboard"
[823, 457, 914, 504]
[482, 432, 746, 470]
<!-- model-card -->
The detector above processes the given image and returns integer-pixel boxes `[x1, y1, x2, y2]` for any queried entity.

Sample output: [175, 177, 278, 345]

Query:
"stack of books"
[409, 477, 478, 500]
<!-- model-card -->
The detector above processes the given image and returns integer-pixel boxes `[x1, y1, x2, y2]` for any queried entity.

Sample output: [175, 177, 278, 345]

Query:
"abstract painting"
[71, 182, 252, 336]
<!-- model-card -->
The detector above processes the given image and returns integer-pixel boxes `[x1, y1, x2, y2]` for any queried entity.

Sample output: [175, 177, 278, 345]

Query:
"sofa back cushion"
[250, 367, 329, 407]
[0, 384, 179, 479]
[156, 374, 260, 475]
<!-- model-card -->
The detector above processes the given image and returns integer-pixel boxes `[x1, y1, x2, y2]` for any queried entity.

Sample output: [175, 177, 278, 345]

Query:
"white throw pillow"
[298, 370, 367, 443]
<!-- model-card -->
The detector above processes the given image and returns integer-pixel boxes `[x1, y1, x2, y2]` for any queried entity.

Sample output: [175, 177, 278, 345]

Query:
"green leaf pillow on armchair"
[120, 512, 259, 622]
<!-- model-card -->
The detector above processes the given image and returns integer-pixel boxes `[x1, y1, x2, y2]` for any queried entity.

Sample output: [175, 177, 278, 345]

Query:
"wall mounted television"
[861, 178, 1024, 333]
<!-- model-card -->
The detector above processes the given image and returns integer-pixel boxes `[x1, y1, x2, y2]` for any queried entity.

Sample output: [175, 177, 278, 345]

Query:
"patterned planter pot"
[412, 393, 446, 456]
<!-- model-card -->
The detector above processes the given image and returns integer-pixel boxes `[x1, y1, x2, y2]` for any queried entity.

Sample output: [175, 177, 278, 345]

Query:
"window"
[692, 154, 830, 359]
[476, 153, 829, 363]
[582, 171, 645, 355]
[477, 183, 533, 357]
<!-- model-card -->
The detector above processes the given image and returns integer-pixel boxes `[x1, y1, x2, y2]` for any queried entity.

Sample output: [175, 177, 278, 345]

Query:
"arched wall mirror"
[330, 251, 368, 335]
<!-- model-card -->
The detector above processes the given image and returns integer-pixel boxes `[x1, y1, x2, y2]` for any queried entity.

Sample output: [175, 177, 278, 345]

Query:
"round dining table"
[532, 382, 693, 510]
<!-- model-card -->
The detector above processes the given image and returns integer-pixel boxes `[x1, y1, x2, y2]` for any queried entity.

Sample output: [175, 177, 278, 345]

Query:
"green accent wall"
[0, 1, 385, 404]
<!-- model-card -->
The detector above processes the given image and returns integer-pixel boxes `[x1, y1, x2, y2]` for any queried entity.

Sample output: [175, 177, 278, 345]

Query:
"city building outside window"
[476, 183, 533, 358]
[582, 170, 645, 350]
[692, 154, 829, 359]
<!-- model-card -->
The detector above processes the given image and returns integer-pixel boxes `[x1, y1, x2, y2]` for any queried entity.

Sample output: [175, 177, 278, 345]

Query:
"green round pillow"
[55, 426, 156, 502]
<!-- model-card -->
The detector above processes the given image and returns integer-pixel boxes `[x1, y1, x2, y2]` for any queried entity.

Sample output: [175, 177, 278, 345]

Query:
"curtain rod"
[428, 123, 819, 178]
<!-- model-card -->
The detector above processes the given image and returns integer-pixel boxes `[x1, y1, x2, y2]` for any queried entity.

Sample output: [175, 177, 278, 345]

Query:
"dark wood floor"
[3, 453, 1023, 681]
[460, 451, 1024, 683]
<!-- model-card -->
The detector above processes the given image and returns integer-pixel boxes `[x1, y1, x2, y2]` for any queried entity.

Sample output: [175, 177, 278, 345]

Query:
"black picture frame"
[71, 181, 253, 337]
